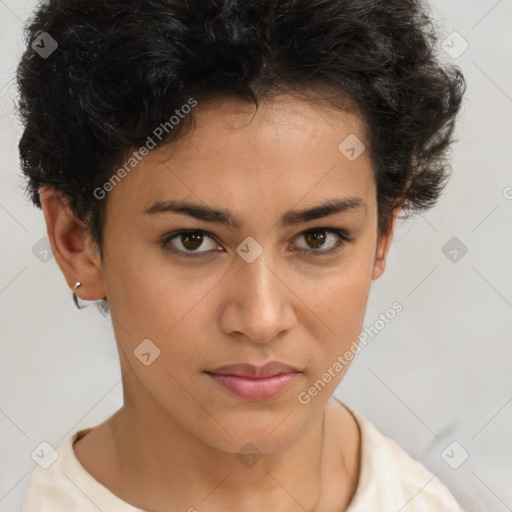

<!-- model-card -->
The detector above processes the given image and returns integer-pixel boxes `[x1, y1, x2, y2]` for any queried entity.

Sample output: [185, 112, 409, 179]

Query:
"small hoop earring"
[74, 281, 81, 289]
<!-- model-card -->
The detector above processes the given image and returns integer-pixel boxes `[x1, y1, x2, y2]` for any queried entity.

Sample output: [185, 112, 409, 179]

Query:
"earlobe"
[39, 186, 106, 301]
[371, 207, 400, 281]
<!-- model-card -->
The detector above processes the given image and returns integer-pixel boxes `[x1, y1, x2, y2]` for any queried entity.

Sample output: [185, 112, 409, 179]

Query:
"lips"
[207, 361, 300, 378]
[205, 361, 301, 400]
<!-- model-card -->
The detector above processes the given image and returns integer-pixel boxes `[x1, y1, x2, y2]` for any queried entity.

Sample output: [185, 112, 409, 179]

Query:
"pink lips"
[205, 362, 300, 401]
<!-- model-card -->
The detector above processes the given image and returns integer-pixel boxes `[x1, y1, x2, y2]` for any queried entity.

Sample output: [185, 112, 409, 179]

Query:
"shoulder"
[335, 400, 465, 512]
[22, 428, 142, 512]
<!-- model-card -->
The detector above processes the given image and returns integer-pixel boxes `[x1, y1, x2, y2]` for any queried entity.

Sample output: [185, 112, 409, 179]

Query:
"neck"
[107, 388, 327, 511]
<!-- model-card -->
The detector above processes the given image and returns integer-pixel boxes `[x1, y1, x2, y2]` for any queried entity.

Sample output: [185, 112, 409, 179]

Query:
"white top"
[22, 403, 465, 511]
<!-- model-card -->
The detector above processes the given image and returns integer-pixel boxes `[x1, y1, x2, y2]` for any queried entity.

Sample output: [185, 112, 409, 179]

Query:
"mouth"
[205, 361, 301, 401]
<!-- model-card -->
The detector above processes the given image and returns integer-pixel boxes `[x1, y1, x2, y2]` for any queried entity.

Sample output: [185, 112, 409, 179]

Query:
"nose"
[218, 250, 296, 345]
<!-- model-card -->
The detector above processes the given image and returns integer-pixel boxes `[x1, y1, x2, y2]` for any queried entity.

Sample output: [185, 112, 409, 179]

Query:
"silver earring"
[74, 281, 81, 289]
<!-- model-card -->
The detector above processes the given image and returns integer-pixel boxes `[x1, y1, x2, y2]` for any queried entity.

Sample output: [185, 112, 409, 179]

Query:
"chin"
[205, 430, 300, 457]
[189, 408, 310, 456]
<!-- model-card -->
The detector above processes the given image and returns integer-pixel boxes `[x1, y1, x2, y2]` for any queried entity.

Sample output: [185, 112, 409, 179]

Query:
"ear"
[372, 206, 401, 281]
[39, 186, 106, 301]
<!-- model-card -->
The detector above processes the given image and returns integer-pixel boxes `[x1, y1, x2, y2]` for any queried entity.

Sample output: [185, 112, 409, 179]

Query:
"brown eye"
[162, 230, 220, 257]
[292, 227, 351, 256]
[303, 230, 327, 249]
[181, 232, 205, 251]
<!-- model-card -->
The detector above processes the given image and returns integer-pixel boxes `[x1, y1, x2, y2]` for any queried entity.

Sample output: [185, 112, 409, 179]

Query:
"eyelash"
[159, 227, 354, 259]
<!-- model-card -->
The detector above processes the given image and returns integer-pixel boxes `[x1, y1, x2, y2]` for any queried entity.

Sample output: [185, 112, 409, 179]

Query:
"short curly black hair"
[16, 0, 466, 280]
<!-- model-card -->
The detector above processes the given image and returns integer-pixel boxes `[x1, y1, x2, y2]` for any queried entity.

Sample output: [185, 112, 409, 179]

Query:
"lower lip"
[206, 372, 298, 400]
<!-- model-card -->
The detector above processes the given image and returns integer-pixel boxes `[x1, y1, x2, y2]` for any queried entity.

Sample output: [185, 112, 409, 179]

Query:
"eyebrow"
[144, 196, 367, 229]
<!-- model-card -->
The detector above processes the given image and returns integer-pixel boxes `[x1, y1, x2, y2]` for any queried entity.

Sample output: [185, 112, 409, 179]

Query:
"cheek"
[296, 268, 373, 398]
[328, 270, 372, 330]
[305, 250, 374, 335]
[105, 247, 221, 364]
[103, 234, 187, 327]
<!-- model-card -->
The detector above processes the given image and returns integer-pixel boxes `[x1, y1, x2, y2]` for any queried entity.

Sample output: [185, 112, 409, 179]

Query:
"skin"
[39, 92, 400, 512]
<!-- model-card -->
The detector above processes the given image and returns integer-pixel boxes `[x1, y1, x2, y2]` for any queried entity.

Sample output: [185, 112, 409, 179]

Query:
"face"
[49, 93, 397, 455]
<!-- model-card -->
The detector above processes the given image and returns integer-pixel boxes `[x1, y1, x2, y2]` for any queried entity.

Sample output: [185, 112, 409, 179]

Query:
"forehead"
[106, 94, 376, 220]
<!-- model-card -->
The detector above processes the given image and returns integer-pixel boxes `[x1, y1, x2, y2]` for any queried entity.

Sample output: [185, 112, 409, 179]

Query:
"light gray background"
[1, 0, 511, 511]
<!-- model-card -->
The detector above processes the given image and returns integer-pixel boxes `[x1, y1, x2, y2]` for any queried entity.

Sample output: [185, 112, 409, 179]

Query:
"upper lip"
[206, 361, 300, 378]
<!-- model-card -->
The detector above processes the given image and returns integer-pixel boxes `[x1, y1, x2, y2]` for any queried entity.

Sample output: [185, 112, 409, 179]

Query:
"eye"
[160, 227, 353, 259]
[291, 227, 352, 256]
[161, 230, 222, 257]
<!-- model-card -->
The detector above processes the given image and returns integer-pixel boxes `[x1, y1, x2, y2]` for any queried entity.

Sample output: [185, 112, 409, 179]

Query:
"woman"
[17, 0, 466, 509]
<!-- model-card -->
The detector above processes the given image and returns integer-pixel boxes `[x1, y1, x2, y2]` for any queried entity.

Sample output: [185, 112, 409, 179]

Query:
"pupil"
[306, 230, 325, 249]
[183, 232, 203, 250]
